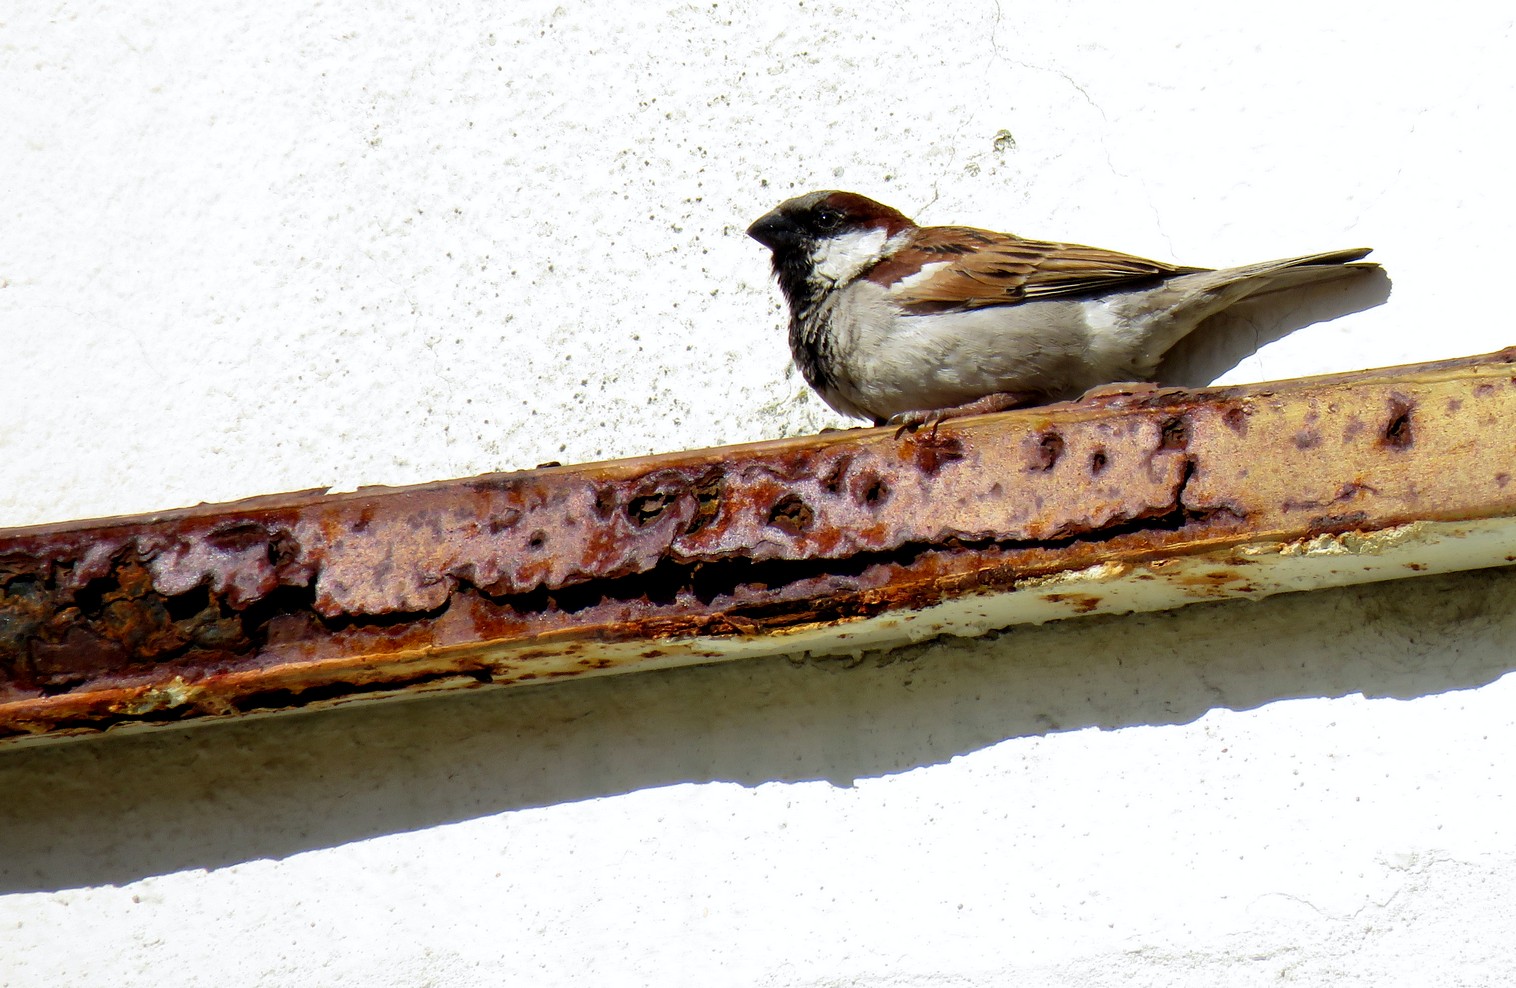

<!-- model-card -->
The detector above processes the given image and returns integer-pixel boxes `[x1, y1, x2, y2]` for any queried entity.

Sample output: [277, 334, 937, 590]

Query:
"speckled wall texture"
[4, 1, 1515, 985]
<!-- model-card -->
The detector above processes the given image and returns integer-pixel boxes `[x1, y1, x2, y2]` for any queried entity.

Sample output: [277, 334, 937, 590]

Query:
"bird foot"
[885, 392, 1043, 439]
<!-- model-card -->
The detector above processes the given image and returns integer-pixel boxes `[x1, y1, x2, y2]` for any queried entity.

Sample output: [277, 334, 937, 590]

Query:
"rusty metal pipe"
[5, 349, 1516, 747]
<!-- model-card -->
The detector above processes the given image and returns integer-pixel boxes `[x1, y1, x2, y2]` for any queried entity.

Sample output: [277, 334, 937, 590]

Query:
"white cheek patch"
[808, 228, 889, 286]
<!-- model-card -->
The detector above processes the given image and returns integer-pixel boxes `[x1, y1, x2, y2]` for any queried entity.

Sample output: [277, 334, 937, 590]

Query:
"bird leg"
[885, 391, 1044, 439]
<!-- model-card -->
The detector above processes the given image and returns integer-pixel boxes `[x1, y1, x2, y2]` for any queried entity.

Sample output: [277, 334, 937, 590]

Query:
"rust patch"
[903, 431, 966, 475]
[1281, 483, 1378, 514]
[766, 494, 815, 536]
[685, 468, 725, 535]
[1158, 415, 1190, 451]
[1033, 433, 1065, 472]
[854, 472, 890, 509]
[627, 489, 678, 527]
[1179, 569, 1249, 589]
[1041, 593, 1103, 614]
[1381, 397, 1414, 450]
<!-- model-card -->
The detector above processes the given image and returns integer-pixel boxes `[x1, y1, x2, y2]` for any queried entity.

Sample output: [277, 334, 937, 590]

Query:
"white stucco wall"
[3, 2, 1514, 985]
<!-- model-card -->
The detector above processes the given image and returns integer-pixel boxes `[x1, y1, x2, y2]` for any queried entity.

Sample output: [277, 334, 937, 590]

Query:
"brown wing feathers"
[871, 227, 1192, 314]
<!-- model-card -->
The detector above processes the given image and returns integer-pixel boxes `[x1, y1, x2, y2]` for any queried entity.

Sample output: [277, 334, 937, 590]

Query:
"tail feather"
[1126, 247, 1380, 374]
[1218, 248, 1378, 300]
[1252, 247, 1375, 267]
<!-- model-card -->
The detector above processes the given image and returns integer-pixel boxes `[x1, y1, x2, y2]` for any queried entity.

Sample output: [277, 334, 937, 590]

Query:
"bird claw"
[887, 410, 943, 440]
[885, 391, 1043, 439]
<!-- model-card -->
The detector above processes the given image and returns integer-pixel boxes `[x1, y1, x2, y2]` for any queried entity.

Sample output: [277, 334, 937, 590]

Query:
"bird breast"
[805, 281, 1131, 420]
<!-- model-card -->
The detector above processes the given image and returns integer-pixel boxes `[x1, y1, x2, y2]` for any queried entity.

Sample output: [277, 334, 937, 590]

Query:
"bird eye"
[813, 208, 844, 232]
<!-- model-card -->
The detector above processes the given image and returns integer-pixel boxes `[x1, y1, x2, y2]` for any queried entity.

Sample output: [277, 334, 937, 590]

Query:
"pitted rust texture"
[4, 347, 1516, 744]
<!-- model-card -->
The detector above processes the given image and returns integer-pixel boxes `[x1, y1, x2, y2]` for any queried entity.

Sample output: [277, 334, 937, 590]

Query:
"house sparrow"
[747, 190, 1378, 428]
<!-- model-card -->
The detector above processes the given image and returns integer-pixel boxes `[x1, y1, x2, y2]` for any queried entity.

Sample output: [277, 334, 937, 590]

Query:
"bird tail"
[1127, 248, 1379, 374]
[1208, 248, 1378, 299]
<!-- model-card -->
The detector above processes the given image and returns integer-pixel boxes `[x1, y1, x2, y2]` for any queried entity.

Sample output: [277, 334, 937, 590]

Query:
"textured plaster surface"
[3, 1, 1515, 985]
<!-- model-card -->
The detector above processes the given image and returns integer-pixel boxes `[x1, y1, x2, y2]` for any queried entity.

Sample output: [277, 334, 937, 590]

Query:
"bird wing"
[870, 226, 1198, 314]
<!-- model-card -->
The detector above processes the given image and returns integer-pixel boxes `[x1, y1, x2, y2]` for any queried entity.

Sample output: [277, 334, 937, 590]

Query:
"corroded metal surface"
[4, 348, 1516, 747]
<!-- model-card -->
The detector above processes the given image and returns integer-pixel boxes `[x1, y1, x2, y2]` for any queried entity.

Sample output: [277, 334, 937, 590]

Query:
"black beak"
[746, 209, 799, 251]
